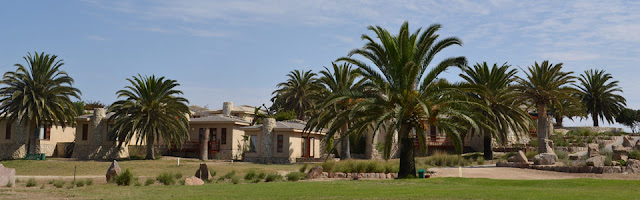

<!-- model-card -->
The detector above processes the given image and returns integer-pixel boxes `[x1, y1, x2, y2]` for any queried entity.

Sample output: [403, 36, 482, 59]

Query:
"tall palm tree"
[337, 22, 474, 178]
[460, 62, 532, 160]
[550, 97, 586, 127]
[271, 70, 322, 120]
[576, 69, 626, 127]
[516, 61, 576, 153]
[0, 52, 81, 154]
[305, 62, 363, 159]
[109, 75, 190, 160]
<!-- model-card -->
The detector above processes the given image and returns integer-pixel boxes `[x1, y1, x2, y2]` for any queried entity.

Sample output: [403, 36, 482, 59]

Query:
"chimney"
[261, 118, 276, 161]
[93, 108, 106, 143]
[222, 102, 233, 117]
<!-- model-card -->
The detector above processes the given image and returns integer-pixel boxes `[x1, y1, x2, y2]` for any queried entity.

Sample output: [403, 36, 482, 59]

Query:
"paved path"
[430, 166, 640, 180]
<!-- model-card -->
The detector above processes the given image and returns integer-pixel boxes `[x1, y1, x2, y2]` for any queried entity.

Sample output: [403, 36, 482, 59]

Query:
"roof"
[209, 105, 267, 115]
[242, 120, 325, 134]
[189, 115, 250, 125]
[75, 112, 115, 121]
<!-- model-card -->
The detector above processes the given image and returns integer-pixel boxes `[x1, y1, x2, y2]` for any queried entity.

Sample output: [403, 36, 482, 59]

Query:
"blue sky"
[1, 0, 639, 130]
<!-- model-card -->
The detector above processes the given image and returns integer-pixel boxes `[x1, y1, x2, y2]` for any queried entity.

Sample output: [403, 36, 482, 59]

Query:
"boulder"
[626, 159, 640, 173]
[612, 145, 630, 161]
[586, 155, 606, 167]
[602, 166, 622, 174]
[184, 176, 205, 186]
[335, 172, 346, 178]
[507, 156, 517, 162]
[622, 136, 634, 148]
[0, 164, 16, 187]
[587, 143, 599, 158]
[533, 153, 557, 165]
[194, 163, 212, 181]
[106, 160, 121, 182]
[306, 166, 324, 179]
[612, 161, 621, 166]
[515, 150, 529, 163]
[540, 139, 555, 154]
[320, 172, 329, 178]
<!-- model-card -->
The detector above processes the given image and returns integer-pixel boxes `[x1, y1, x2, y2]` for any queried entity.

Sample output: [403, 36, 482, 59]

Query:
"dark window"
[249, 135, 257, 152]
[5, 123, 10, 140]
[221, 128, 227, 144]
[82, 124, 88, 140]
[107, 124, 117, 141]
[277, 135, 283, 153]
[43, 124, 51, 140]
[210, 128, 217, 141]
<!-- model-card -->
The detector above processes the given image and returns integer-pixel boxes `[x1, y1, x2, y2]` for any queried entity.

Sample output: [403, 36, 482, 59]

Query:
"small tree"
[616, 108, 640, 133]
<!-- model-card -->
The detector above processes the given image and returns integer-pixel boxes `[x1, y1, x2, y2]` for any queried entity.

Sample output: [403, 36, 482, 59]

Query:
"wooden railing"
[167, 140, 220, 158]
[414, 136, 453, 147]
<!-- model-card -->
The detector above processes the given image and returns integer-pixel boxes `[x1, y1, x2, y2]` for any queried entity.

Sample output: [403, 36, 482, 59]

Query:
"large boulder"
[587, 143, 599, 158]
[541, 139, 555, 154]
[306, 166, 324, 179]
[533, 153, 557, 165]
[194, 164, 212, 181]
[622, 136, 634, 148]
[0, 164, 16, 187]
[586, 155, 606, 167]
[626, 159, 640, 173]
[184, 176, 205, 186]
[106, 160, 121, 182]
[612, 145, 630, 161]
[515, 150, 529, 163]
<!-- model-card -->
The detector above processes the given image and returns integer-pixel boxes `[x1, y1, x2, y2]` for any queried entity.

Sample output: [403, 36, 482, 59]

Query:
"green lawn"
[2, 178, 640, 199]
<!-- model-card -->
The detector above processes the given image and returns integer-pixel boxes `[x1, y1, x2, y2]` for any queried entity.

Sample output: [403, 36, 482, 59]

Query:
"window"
[82, 124, 88, 140]
[40, 124, 51, 140]
[107, 124, 117, 141]
[221, 128, 227, 144]
[209, 128, 217, 141]
[310, 137, 315, 157]
[249, 135, 257, 152]
[5, 123, 10, 140]
[276, 135, 283, 153]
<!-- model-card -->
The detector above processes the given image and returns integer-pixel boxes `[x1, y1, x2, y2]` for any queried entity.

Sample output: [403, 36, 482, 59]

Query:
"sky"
[1, 0, 639, 130]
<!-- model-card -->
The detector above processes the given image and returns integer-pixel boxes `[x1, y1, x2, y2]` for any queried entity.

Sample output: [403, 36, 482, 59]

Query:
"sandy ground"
[430, 166, 640, 180]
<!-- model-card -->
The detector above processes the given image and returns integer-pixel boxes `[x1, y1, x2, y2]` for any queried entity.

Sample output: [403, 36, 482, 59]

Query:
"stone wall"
[563, 126, 624, 133]
[244, 157, 293, 164]
[0, 144, 26, 160]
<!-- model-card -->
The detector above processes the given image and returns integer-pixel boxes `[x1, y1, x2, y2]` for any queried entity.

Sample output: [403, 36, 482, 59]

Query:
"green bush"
[218, 171, 236, 181]
[321, 161, 336, 172]
[422, 151, 470, 167]
[174, 172, 183, 179]
[53, 180, 65, 188]
[231, 176, 240, 184]
[156, 172, 176, 185]
[629, 150, 640, 160]
[556, 151, 569, 160]
[265, 173, 282, 182]
[525, 150, 538, 160]
[476, 157, 485, 165]
[530, 140, 538, 148]
[299, 163, 309, 173]
[26, 178, 37, 187]
[115, 169, 135, 186]
[250, 177, 262, 183]
[210, 170, 217, 177]
[85, 179, 93, 186]
[257, 172, 266, 179]
[75, 180, 85, 187]
[144, 178, 155, 186]
[244, 170, 257, 180]
[618, 160, 627, 166]
[179, 179, 186, 185]
[286, 172, 306, 182]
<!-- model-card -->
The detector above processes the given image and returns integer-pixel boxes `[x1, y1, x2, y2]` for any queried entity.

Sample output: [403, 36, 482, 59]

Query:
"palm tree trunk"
[555, 116, 564, 127]
[592, 113, 599, 127]
[28, 121, 38, 154]
[537, 103, 548, 153]
[483, 130, 493, 160]
[146, 135, 155, 160]
[398, 124, 416, 178]
[201, 128, 209, 160]
[340, 124, 351, 159]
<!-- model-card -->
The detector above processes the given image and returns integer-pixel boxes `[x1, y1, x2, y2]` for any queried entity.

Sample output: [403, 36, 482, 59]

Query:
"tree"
[0, 52, 81, 154]
[305, 62, 364, 159]
[337, 22, 473, 178]
[109, 75, 190, 160]
[550, 97, 586, 127]
[73, 101, 86, 116]
[576, 69, 626, 127]
[616, 108, 640, 133]
[460, 62, 532, 160]
[515, 61, 577, 153]
[271, 70, 322, 120]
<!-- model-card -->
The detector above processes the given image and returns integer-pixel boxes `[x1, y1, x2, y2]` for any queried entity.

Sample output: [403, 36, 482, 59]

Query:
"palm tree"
[337, 22, 474, 178]
[460, 62, 532, 160]
[0, 52, 81, 154]
[576, 69, 626, 127]
[550, 97, 586, 127]
[271, 70, 322, 120]
[305, 62, 363, 159]
[516, 61, 576, 153]
[109, 75, 190, 160]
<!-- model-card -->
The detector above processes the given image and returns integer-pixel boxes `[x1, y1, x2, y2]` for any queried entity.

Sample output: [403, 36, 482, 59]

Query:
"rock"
[335, 172, 346, 178]
[386, 173, 391, 179]
[568, 154, 580, 160]
[622, 136, 634, 148]
[515, 150, 529, 163]
[613, 145, 630, 161]
[320, 172, 329, 178]
[306, 166, 324, 179]
[0, 164, 16, 187]
[507, 156, 517, 162]
[496, 161, 507, 167]
[184, 176, 205, 186]
[626, 159, 640, 173]
[540, 139, 555, 154]
[587, 143, 599, 158]
[636, 140, 640, 151]
[586, 155, 606, 167]
[612, 161, 621, 166]
[533, 153, 557, 165]
[194, 163, 212, 181]
[106, 160, 121, 182]
[603, 166, 622, 174]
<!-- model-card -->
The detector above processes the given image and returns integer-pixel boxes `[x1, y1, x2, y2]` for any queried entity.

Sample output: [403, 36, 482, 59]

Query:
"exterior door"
[302, 137, 313, 158]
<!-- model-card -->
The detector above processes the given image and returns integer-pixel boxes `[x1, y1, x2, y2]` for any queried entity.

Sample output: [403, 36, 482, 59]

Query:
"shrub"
[630, 150, 640, 160]
[75, 180, 85, 187]
[144, 178, 155, 186]
[244, 170, 257, 180]
[231, 176, 240, 184]
[174, 172, 183, 179]
[286, 172, 306, 182]
[321, 161, 336, 172]
[66, 184, 74, 189]
[53, 180, 65, 188]
[48, 180, 54, 185]
[257, 172, 266, 179]
[476, 157, 485, 165]
[134, 181, 142, 187]
[556, 151, 569, 160]
[6, 182, 12, 187]
[604, 155, 613, 166]
[218, 171, 236, 181]
[85, 179, 93, 186]
[210, 170, 217, 177]
[422, 151, 470, 167]
[26, 178, 37, 187]
[618, 160, 627, 166]
[115, 169, 135, 186]
[157, 172, 176, 185]
[179, 179, 186, 185]
[265, 173, 282, 182]
[525, 150, 538, 160]
[250, 177, 262, 183]
[530, 140, 538, 148]
[299, 163, 309, 173]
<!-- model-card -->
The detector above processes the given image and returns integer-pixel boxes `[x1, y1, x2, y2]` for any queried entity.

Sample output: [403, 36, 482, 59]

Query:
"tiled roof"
[189, 115, 250, 124]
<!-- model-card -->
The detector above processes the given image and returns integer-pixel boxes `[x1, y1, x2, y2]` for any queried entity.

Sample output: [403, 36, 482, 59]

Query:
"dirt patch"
[430, 167, 640, 180]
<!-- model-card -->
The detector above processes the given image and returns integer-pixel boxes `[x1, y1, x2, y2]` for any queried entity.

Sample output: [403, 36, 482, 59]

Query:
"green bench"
[24, 153, 46, 160]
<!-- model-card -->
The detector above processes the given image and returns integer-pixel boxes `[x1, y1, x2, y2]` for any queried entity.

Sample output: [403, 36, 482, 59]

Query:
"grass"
[2, 178, 639, 199]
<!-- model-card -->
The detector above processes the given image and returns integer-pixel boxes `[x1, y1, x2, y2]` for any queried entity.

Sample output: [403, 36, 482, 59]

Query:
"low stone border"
[497, 161, 639, 174]
[315, 172, 399, 179]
